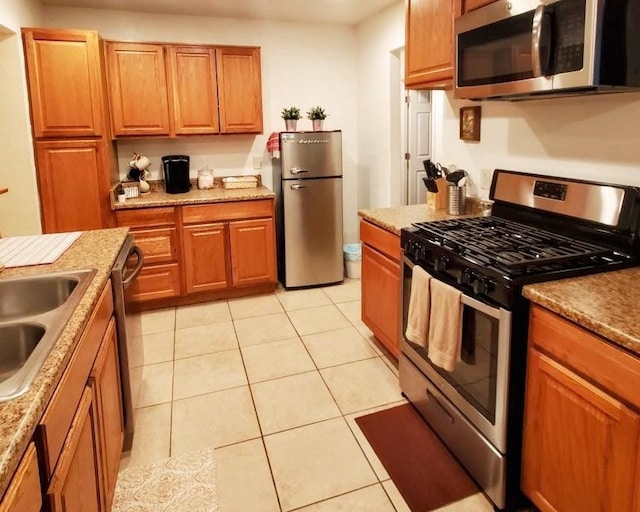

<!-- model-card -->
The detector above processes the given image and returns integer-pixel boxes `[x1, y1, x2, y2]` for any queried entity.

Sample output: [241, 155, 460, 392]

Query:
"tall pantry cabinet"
[22, 28, 117, 233]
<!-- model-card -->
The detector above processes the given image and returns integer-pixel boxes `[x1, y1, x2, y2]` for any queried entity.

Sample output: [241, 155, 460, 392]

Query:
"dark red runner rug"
[355, 403, 479, 511]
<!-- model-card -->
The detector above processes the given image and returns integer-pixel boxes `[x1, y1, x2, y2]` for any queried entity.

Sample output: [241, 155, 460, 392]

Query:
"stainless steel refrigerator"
[274, 130, 343, 288]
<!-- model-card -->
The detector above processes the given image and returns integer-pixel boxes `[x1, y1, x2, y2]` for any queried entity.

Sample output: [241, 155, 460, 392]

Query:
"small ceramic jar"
[197, 167, 215, 189]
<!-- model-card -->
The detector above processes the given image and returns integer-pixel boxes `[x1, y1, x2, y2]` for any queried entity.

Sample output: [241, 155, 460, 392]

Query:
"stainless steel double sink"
[0, 269, 96, 403]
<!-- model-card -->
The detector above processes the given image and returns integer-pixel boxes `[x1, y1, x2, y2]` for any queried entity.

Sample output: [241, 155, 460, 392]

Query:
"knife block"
[426, 179, 447, 211]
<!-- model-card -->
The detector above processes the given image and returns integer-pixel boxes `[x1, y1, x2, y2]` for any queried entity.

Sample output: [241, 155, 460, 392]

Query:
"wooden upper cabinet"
[35, 139, 111, 233]
[405, 0, 462, 89]
[22, 28, 104, 138]
[216, 47, 263, 134]
[168, 46, 219, 135]
[462, 0, 498, 13]
[106, 42, 171, 136]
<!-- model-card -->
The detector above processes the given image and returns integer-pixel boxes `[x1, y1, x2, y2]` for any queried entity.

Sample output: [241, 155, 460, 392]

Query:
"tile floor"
[121, 279, 493, 512]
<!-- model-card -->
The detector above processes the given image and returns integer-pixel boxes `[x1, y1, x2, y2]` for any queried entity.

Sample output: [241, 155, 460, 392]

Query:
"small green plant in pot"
[281, 106, 301, 131]
[307, 106, 328, 131]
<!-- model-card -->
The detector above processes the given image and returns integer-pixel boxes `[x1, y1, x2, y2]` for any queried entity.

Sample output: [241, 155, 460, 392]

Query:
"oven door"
[401, 256, 512, 453]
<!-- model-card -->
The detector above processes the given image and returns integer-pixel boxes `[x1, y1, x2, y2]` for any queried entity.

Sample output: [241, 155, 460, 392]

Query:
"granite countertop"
[358, 198, 491, 235]
[0, 228, 129, 498]
[112, 181, 275, 210]
[523, 267, 640, 357]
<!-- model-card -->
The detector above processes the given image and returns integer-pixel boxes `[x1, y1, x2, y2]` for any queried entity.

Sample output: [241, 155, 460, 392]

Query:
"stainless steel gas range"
[399, 169, 640, 510]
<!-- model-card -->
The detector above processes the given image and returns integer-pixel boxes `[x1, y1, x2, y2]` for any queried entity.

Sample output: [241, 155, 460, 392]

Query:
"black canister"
[161, 155, 191, 194]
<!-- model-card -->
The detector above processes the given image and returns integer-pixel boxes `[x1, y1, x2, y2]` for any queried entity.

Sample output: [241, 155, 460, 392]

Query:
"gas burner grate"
[412, 216, 612, 271]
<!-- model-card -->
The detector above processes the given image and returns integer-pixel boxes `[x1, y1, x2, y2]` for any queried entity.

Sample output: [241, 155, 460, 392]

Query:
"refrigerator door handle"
[290, 167, 309, 174]
[290, 184, 307, 190]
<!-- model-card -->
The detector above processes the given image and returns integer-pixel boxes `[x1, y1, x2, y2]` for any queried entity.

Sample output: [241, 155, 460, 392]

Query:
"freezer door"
[280, 130, 342, 179]
[283, 177, 343, 288]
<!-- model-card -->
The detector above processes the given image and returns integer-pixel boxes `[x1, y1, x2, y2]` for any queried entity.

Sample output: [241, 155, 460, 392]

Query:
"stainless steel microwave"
[454, 0, 640, 100]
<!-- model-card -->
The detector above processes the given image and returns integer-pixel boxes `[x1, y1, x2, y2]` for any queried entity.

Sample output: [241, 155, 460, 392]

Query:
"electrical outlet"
[252, 156, 262, 170]
[480, 169, 493, 190]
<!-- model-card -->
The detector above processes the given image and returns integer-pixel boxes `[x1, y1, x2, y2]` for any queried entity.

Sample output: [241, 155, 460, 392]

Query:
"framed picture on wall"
[459, 106, 481, 142]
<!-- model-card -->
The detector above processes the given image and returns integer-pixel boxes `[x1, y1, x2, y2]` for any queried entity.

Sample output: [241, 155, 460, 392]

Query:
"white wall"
[0, 0, 43, 235]
[43, 6, 361, 242]
[434, 91, 640, 199]
[355, 1, 405, 210]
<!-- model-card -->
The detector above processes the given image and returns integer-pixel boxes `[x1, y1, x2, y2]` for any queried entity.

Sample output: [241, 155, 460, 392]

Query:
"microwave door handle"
[531, 5, 545, 76]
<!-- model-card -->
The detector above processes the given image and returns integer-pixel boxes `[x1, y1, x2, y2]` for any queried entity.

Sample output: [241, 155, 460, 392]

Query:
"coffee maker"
[162, 155, 191, 194]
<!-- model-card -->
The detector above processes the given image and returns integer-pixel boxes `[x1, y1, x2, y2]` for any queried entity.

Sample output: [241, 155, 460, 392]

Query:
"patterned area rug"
[112, 448, 219, 512]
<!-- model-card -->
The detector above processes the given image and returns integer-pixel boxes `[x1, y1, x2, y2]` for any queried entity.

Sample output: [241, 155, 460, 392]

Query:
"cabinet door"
[47, 388, 101, 512]
[462, 0, 498, 12]
[22, 28, 104, 138]
[90, 318, 124, 512]
[362, 244, 401, 357]
[522, 348, 640, 512]
[126, 263, 182, 302]
[106, 42, 170, 136]
[405, 0, 461, 88]
[35, 139, 110, 233]
[183, 223, 230, 293]
[168, 46, 219, 135]
[216, 47, 263, 133]
[229, 218, 276, 287]
[0, 443, 42, 512]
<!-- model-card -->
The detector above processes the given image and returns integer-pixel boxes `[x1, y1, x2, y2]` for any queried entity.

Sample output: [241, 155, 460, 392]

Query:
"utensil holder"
[447, 185, 466, 215]
[426, 178, 447, 211]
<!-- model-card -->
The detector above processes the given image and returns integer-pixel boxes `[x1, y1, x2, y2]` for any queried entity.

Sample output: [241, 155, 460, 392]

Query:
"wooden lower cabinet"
[183, 223, 230, 293]
[522, 305, 640, 512]
[360, 220, 402, 358]
[229, 218, 276, 287]
[0, 444, 42, 512]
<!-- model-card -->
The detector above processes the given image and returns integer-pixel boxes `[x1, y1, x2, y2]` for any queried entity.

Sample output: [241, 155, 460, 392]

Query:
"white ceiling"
[40, 0, 401, 25]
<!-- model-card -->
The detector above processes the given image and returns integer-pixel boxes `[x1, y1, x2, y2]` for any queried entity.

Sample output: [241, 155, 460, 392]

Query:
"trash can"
[343, 243, 362, 279]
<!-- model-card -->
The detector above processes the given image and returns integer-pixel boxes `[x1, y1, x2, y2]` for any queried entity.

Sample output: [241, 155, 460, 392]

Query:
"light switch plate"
[480, 169, 493, 190]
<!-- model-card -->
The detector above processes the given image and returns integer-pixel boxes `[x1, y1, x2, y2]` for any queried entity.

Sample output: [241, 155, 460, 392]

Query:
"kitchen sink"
[0, 269, 96, 402]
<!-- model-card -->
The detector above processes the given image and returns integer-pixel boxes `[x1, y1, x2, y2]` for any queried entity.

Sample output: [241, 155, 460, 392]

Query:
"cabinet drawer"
[37, 282, 113, 480]
[0, 443, 41, 512]
[529, 305, 640, 410]
[360, 220, 401, 262]
[126, 263, 181, 302]
[182, 199, 272, 224]
[130, 226, 179, 264]
[116, 207, 177, 228]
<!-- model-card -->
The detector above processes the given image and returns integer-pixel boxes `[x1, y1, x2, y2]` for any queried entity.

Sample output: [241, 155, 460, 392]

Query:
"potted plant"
[307, 106, 328, 131]
[281, 106, 301, 131]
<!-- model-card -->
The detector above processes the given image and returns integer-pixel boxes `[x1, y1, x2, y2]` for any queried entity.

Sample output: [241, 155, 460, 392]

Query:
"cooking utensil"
[422, 177, 439, 193]
[446, 170, 466, 184]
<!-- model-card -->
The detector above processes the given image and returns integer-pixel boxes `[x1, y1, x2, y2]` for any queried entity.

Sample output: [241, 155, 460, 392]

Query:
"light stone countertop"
[0, 228, 129, 499]
[112, 181, 275, 210]
[523, 268, 640, 357]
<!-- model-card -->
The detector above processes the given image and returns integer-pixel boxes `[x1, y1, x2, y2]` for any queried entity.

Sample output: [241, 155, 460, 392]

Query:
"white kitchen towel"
[427, 278, 463, 371]
[0, 232, 81, 268]
[404, 265, 432, 348]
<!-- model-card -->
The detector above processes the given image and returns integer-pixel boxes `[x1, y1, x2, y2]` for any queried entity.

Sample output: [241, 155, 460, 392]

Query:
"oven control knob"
[456, 269, 471, 285]
[433, 257, 448, 272]
[472, 277, 494, 295]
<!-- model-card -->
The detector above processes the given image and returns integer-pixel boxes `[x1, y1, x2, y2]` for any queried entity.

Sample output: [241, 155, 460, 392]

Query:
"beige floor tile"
[234, 312, 298, 346]
[345, 401, 409, 481]
[119, 403, 171, 470]
[302, 327, 378, 369]
[355, 324, 385, 356]
[241, 337, 316, 383]
[175, 300, 231, 329]
[137, 361, 173, 408]
[433, 492, 495, 511]
[173, 349, 247, 400]
[216, 439, 280, 512]
[135, 308, 176, 336]
[174, 321, 237, 359]
[335, 300, 364, 326]
[229, 294, 284, 319]
[171, 386, 261, 454]
[381, 480, 411, 512]
[296, 484, 396, 511]
[264, 418, 377, 511]
[127, 331, 174, 368]
[322, 279, 361, 303]
[320, 358, 402, 414]
[251, 372, 341, 435]
[287, 305, 351, 336]
[276, 287, 332, 311]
